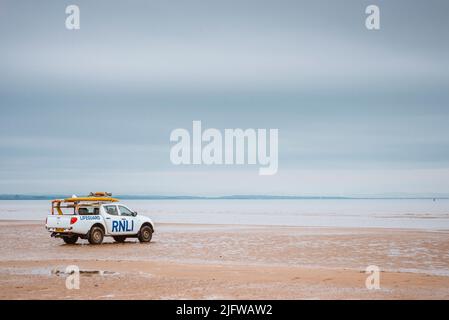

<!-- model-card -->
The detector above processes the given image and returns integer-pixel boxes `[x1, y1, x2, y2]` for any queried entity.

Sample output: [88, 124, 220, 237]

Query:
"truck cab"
[46, 193, 154, 245]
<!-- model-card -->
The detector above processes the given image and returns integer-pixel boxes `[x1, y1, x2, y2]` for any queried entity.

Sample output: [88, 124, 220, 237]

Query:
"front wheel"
[88, 226, 104, 245]
[138, 225, 153, 243]
[62, 235, 78, 244]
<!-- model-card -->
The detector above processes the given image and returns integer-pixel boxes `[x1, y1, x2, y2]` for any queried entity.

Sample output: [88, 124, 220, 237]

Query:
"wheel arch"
[140, 222, 154, 233]
[90, 223, 105, 234]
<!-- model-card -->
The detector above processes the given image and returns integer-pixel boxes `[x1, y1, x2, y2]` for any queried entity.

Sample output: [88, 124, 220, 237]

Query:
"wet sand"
[0, 220, 448, 299]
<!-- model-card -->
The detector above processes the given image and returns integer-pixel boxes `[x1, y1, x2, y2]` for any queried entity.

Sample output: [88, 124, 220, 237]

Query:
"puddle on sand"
[51, 268, 119, 276]
[0, 266, 119, 277]
[0, 267, 53, 276]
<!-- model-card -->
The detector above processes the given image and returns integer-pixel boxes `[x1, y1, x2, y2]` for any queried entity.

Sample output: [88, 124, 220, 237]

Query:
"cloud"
[0, 0, 448, 194]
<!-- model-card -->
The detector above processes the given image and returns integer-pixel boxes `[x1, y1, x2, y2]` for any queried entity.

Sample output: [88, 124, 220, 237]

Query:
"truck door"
[118, 205, 137, 235]
[103, 205, 125, 235]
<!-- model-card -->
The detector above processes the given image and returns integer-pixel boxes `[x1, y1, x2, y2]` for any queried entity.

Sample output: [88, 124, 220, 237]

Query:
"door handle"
[121, 218, 126, 221]
[106, 217, 111, 220]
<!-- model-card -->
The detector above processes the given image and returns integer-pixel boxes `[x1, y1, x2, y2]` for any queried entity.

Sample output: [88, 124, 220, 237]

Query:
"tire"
[113, 236, 126, 243]
[62, 235, 78, 244]
[138, 225, 153, 243]
[88, 226, 104, 245]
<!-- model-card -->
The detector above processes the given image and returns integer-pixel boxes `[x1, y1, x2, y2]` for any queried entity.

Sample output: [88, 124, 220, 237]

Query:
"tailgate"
[46, 215, 73, 229]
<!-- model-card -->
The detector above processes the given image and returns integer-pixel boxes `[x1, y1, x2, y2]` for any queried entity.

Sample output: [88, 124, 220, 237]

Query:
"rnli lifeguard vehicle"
[45, 192, 154, 245]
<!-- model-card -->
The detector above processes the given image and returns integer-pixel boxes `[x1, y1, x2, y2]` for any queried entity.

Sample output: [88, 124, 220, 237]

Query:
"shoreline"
[1, 219, 449, 233]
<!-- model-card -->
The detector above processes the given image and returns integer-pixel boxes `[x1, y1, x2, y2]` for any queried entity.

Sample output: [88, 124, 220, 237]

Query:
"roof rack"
[51, 192, 119, 215]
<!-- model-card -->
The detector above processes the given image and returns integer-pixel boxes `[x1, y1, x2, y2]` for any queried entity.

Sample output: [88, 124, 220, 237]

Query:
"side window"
[119, 206, 134, 216]
[78, 207, 89, 215]
[104, 205, 118, 216]
[78, 207, 100, 215]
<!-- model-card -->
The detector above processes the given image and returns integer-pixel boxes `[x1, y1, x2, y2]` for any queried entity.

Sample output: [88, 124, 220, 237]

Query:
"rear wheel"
[62, 235, 78, 244]
[138, 225, 153, 243]
[88, 226, 104, 245]
[113, 236, 126, 243]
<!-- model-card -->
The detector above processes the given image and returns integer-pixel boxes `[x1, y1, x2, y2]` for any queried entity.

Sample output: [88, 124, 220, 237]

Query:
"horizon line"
[0, 194, 448, 200]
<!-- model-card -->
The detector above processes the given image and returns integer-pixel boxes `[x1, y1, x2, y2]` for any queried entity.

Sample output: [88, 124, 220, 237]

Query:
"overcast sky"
[1, 0, 449, 195]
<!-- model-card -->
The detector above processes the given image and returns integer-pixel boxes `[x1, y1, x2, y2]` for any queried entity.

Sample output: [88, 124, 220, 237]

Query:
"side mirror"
[133, 211, 138, 217]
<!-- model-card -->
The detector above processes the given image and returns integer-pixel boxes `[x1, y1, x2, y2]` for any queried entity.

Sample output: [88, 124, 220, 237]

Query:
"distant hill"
[0, 194, 67, 200]
[0, 194, 348, 200]
[0, 194, 448, 200]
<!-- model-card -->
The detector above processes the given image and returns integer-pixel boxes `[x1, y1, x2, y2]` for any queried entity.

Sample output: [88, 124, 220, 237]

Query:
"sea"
[1, 199, 448, 230]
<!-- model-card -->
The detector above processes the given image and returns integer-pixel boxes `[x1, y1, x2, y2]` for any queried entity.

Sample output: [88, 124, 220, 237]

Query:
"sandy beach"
[0, 220, 448, 299]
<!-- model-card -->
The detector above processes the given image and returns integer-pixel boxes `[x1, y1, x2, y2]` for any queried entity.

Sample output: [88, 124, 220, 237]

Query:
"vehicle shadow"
[60, 240, 156, 247]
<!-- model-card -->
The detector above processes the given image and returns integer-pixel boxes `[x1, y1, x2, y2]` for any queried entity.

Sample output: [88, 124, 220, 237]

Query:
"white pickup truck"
[45, 193, 154, 245]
